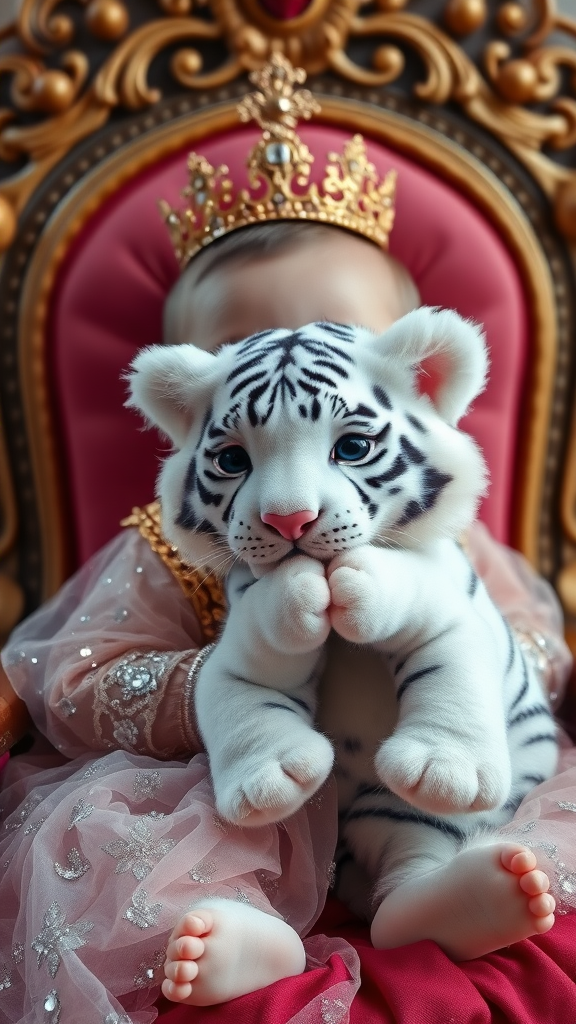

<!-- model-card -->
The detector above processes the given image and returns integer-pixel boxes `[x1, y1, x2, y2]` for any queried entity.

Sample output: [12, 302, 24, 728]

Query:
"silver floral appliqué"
[31, 902, 94, 978]
[102, 817, 175, 880]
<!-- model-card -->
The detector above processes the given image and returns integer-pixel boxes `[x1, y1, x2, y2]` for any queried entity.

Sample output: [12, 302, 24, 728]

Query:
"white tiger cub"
[128, 306, 558, 904]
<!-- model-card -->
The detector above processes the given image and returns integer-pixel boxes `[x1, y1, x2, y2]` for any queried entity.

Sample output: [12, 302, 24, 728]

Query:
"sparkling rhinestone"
[146, 968, 154, 979]
[80, 615, 90, 622]
[102, 577, 112, 585]
[135, 566, 143, 573]
[349, 160, 360, 172]
[193, 175, 205, 190]
[272, 193, 285, 206]
[31, 657, 38, 664]
[277, 97, 291, 112]
[44, 993, 57, 1011]
[80, 648, 92, 658]
[168, 213, 179, 225]
[131, 670, 151, 690]
[266, 142, 290, 165]
[114, 609, 129, 622]
[195, 191, 207, 205]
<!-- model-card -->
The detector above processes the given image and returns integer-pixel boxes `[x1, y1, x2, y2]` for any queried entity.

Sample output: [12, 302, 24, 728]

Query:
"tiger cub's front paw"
[215, 730, 334, 827]
[375, 733, 511, 815]
[265, 557, 331, 654]
[327, 549, 383, 644]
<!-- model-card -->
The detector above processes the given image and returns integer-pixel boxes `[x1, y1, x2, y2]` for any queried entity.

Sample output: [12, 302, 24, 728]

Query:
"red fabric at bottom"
[155, 900, 576, 1024]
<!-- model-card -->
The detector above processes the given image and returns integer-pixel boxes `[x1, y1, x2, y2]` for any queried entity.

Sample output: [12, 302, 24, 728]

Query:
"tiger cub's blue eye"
[213, 446, 251, 476]
[332, 436, 375, 464]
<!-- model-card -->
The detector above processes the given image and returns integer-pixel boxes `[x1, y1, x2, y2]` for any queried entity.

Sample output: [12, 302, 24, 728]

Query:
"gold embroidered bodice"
[121, 502, 226, 645]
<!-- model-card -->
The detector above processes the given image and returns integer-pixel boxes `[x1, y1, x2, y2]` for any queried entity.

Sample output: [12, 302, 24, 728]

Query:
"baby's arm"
[328, 541, 513, 814]
[195, 556, 334, 826]
[1, 528, 206, 759]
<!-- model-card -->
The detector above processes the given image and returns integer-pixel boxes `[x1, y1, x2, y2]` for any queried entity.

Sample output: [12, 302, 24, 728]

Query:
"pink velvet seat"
[47, 125, 527, 568]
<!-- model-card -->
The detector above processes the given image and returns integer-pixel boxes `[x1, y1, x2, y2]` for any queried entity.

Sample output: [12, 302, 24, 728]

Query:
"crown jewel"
[160, 54, 397, 270]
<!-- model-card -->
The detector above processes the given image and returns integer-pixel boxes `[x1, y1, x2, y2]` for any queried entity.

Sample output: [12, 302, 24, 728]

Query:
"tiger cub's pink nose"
[261, 510, 318, 541]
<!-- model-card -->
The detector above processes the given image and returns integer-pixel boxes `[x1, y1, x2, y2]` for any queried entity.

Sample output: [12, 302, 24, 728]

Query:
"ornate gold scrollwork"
[0, 0, 573, 250]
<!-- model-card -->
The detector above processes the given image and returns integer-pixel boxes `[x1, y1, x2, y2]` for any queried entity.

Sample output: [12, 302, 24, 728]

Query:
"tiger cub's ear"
[125, 344, 218, 448]
[374, 306, 488, 426]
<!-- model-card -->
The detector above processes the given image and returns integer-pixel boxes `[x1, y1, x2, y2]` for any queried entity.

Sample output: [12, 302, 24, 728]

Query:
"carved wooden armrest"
[0, 662, 31, 754]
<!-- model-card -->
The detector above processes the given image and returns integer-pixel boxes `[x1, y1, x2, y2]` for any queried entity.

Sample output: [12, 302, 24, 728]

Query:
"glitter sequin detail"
[56, 698, 77, 718]
[113, 720, 139, 747]
[24, 816, 47, 835]
[557, 801, 576, 812]
[31, 902, 94, 978]
[123, 890, 163, 929]
[0, 962, 12, 991]
[133, 949, 165, 989]
[4, 794, 42, 832]
[133, 771, 161, 800]
[67, 798, 94, 831]
[321, 997, 347, 1023]
[189, 859, 216, 883]
[255, 869, 280, 900]
[54, 848, 91, 881]
[102, 817, 175, 880]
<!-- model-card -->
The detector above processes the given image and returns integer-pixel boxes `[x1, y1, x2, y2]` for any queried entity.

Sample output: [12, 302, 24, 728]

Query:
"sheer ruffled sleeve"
[1, 529, 206, 759]
[466, 520, 573, 706]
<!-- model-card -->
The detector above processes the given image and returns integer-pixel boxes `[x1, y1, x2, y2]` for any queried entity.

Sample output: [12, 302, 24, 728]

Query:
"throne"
[1, 0, 576, 1019]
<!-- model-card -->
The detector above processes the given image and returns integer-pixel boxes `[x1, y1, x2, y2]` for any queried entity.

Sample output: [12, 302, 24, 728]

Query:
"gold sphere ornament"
[555, 179, 576, 242]
[31, 70, 75, 113]
[496, 2, 527, 34]
[171, 49, 203, 81]
[443, 0, 487, 36]
[0, 195, 17, 252]
[85, 0, 129, 41]
[373, 45, 404, 77]
[496, 59, 538, 103]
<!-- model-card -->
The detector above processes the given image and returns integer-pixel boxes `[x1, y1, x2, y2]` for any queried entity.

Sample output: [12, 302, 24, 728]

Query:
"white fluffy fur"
[127, 307, 557, 898]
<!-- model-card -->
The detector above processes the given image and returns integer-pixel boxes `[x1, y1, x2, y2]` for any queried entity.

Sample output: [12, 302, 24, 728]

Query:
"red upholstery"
[48, 125, 527, 568]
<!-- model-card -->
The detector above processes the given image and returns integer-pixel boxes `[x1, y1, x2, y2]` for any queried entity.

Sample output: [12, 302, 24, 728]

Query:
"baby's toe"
[164, 958, 200, 984]
[519, 869, 550, 897]
[176, 911, 213, 938]
[161, 978, 194, 1003]
[167, 934, 205, 962]
[500, 846, 537, 874]
[528, 892, 555, 918]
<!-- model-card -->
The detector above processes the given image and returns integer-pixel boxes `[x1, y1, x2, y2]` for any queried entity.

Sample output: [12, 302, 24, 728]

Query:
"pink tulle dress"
[0, 521, 574, 1024]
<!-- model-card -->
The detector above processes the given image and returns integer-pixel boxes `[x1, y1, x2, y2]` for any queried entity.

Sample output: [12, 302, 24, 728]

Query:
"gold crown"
[160, 54, 397, 270]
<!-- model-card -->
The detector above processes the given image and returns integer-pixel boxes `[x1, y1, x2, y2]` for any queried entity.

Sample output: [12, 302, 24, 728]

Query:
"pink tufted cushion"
[48, 125, 527, 566]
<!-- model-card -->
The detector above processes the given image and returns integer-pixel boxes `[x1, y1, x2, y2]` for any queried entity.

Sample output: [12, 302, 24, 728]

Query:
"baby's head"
[163, 221, 420, 351]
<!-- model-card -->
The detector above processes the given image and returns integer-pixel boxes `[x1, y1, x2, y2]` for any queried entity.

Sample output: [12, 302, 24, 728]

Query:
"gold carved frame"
[0, 0, 576, 658]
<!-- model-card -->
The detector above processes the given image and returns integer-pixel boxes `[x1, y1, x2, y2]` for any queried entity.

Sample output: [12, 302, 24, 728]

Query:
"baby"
[156, 219, 556, 1007]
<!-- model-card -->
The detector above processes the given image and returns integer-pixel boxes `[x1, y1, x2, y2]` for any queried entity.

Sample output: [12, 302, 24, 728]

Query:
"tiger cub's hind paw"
[375, 734, 510, 815]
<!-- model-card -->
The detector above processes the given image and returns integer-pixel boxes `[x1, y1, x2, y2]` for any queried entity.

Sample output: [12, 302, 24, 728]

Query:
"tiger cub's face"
[128, 308, 488, 575]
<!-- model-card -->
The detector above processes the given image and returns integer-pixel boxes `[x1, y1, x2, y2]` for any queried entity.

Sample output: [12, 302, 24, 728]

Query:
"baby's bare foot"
[162, 899, 306, 1006]
[371, 842, 555, 961]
